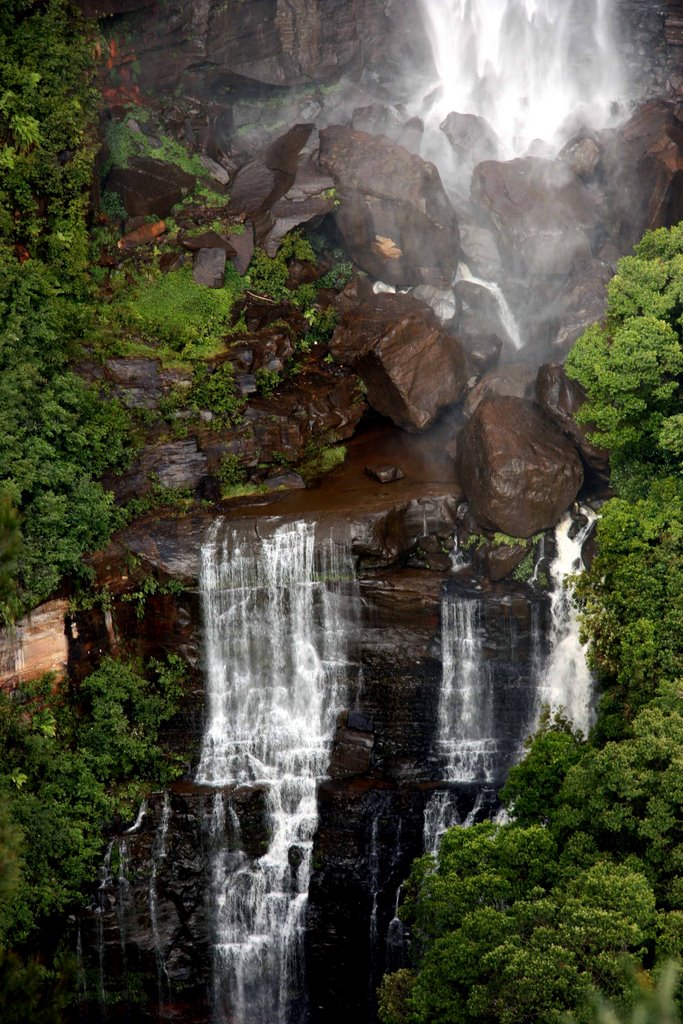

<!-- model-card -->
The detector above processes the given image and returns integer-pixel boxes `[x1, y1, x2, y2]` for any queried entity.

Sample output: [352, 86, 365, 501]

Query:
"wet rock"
[463, 363, 536, 418]
[558, 133, 602, 180]
[199, 153, 230, 185]
[319, 126, 459, 287]
[331, 293, 469, 432]
[456, 395, 584, 537]
[441, 111, 501, 169]
[329, 713, 375, 779]
[601, 99, 683, 252]
[227, 221, 255, 275]
[457, 332, 502, 374]
[107, 439, 209, 503]
[351, 104, 423, 154]
[193, 247, 227, 287]
[181, 231, 236, 253]
[470, 156, 601, 277]
[410, 284, 458, 323]
[364, 464, 405, 484]
[105, 156, 195, 218]
[547, 257, 612, 355]
[535, 362, 610, 474]
[104, 357, 163, 409]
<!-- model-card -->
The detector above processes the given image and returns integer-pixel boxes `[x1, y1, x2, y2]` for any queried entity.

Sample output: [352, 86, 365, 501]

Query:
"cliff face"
[10, 3, 680, 1022]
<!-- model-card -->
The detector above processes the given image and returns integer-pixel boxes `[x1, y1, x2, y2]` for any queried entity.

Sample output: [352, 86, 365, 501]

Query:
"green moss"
[102, 263, 245, 361]
[299, 443, 347, 485]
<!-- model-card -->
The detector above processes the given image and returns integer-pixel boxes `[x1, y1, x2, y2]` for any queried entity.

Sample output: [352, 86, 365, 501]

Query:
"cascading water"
[438, 597, 496, 785]
[535, 507, 597, 737]
[197, 518, 355, 1024]
[417, 0, 624, 156]
[457, 262, 523, 350]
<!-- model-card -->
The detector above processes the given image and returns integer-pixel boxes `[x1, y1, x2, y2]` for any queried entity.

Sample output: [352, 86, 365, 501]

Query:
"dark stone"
[546, 257, 612, 356]
[457, 332, 502, 374]
[319, 126, 459, 287]
[464, 363, 536, 418]
[181, 231, 236, 252]
[347, 710, 374, 733]
[228, 221, 256, 275]
[455, 395, 584, 537]
[105, 156, 195, 218]
[193, 247, 227, 288]
[364, 464, 405, 483]
[331, 293, 469, 432]
[440, 111, 501, 168]
[601, 99, 683, 252]
[535, 362, 610, 474]
[329, 725, 374, 779]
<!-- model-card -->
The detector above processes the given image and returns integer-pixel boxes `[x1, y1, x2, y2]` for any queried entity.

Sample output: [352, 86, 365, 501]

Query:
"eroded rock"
[455, 395, 584, 536]
[319, 126, 459, 287]
[535, 362, 610, 474]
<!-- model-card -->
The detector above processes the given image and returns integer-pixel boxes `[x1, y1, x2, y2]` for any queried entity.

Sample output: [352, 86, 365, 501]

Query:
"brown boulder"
[441, 112, 501, 170]
[105, 157, 195, 218]
[319, 126, 459, 287]
[331, 294, 469, 432]
[456, 396, 584, 537]
[464, 363, 536, 418]
[470, 156, 601, 277]
[535, 363, 609, 474]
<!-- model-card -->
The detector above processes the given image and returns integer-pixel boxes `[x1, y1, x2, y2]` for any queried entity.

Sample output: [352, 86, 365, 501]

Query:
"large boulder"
[601, 100, 683, 252]
[470, 156, 601, 277]
[105, 156, 196, 218]
[319, 126, 459, 287]
[330, 294, 469, 431]
[535, 363, 609, 474]
[546, 257, 613, 356]
[455, 396, 584, 537]
[440, 112, 501, 173]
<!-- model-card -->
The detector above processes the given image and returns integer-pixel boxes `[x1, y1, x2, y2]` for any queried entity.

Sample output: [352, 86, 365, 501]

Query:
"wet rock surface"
[456, 396, 585, 537]
[319, 126, 459, 287]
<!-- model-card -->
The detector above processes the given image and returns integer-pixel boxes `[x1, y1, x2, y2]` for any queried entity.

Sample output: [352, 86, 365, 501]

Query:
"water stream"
[197, 519, 355, 1024]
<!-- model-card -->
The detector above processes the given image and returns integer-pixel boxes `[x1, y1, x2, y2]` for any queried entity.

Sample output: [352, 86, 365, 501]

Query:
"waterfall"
[535, 508, 597, 737]
[438, 597, 496, 784]
[418, 0, 624, 156]
[198, 519, 354, 1024]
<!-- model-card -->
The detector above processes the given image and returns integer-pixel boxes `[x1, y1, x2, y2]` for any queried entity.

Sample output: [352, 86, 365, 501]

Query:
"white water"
[535, 508, 597, 737]
[197, 519, 354, 1024]
[438, 597, 496, 784]
[418, 0, 624, 157]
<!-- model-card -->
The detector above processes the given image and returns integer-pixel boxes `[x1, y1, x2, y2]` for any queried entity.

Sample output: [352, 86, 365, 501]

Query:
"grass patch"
[98, 263, 245, 366]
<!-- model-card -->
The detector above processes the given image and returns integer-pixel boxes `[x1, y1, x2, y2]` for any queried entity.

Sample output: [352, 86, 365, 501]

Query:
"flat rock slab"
[106, 156, 195, 218]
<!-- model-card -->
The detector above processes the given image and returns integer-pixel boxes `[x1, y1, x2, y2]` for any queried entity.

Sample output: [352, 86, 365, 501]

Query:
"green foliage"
[103, 116, 206, 179]
[0, 256, 133, 609]
[190, 361, 246, 422]
[0, 656, 187, 945]
[298, 443, 347, 485]
[120, 575, 184, 619]
[573, 479, 683, 732]
[0, 0, 98, 274]
[254, 367, 282, 397]
[566, 224, 683, 496]
[105, 263, 245, 359]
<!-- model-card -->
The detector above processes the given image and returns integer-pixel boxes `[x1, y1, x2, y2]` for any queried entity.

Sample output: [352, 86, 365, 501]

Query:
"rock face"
[319, 126, 459, 287]
[535, 362, 610, 474]
[330, 294, 469, 431]
[456, 396, 584, 536]
[0, 600, 69, 690]
[471, 157, 601, 277]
